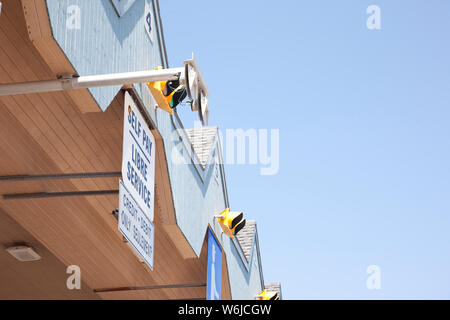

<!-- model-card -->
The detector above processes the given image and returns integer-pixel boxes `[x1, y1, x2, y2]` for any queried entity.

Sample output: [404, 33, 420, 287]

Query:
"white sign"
[144, 1, 154, 43]
[122, 92, 155, 221]
[119, 181, 154, 270]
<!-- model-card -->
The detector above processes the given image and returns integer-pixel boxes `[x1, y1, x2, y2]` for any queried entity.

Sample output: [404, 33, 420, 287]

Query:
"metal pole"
[0, 67, 184, 96]
[93, 283, 207, 293]
[3, 190, 119, 200]
[0, 171, 121, 182]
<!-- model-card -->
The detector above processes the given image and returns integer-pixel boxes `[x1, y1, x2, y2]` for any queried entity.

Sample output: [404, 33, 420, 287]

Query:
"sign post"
[122, 92, 155, 222]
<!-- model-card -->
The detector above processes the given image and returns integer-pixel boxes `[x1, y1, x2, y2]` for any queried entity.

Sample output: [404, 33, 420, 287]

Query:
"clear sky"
[160, 0, 450, 299]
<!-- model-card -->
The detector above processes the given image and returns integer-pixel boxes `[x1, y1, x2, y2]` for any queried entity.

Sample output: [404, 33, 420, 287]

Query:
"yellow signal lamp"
[215, 208, 246, 238]
[147, 79, 173, 114]
[147, 66, 187, 114]
[256, 289, 279, 300]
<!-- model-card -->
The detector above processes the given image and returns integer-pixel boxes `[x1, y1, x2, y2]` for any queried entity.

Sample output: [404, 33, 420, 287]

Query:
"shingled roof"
[184, 126, 218, 169]
[264, 282, 282, 300]
[185, 127, 276, 296]
[235, 220, 257, 263]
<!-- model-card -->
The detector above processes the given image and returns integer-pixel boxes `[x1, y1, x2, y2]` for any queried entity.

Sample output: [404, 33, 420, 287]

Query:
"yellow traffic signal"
[256, 289, 279, 300]
[147, 79, 172, 114]
[215, 208, 246, 238]
[147, 67, 187, 114]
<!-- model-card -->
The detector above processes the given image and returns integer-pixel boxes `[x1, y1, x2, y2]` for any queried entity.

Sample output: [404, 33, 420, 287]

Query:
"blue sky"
[161, 1, 450, 299]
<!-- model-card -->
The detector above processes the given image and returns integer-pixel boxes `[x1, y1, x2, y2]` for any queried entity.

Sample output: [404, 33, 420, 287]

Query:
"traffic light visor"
[233, 219, 246, 236]
[228, 212, 243, 230]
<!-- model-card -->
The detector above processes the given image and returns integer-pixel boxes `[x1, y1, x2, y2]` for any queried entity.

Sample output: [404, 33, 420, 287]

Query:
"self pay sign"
[122, 92, 155, 222]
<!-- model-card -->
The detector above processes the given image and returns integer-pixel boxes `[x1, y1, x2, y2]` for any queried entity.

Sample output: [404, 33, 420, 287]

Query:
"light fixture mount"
[6, 245, 41, 262]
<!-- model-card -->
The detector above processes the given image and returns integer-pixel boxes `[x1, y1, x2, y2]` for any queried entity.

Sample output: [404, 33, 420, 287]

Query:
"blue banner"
[206, 229, 222, 300]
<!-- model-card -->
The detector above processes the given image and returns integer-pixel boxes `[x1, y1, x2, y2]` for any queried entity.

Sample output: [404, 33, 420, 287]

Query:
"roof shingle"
[236, 220, 256, 263]
[264, 282, 282, 300]
[184, 126, 218, 169]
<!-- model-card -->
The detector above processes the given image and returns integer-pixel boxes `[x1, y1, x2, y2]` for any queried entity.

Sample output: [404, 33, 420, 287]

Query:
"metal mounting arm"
[0, 67, 184, 96]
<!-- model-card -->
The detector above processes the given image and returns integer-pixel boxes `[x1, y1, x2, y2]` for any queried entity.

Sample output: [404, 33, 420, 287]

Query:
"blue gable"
[45, 0, 163, 111]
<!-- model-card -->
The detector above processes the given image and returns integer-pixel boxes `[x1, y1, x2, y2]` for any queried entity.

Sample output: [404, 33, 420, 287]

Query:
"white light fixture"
[6, 245, 41, 262]
[184, 54, 209, 125]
